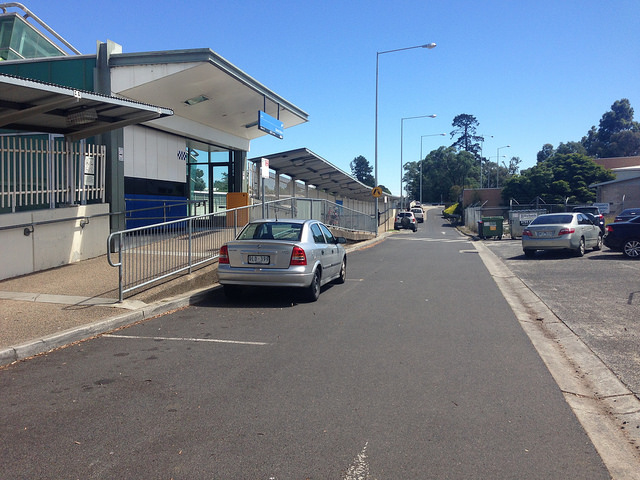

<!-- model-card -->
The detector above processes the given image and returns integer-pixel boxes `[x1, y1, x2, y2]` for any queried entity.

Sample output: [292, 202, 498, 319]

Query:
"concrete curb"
[0, 284, 217, 367]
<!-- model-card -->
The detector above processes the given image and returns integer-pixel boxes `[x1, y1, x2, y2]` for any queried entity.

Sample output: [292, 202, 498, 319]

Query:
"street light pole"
[496, 145, 510, 187]
[375, 43, 436, 227]
[419, 133, 446, 203]
[478, 134, 493, 188]
[401, 114, 436, 209]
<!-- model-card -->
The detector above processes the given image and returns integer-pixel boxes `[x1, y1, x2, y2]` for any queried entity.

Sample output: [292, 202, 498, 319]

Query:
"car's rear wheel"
[594, 234, 603, 251]
[334, 257, 347, 284]
[575, 237, 585, 257]
[306, 268, 321, 301]
[622, 239, 640, 258]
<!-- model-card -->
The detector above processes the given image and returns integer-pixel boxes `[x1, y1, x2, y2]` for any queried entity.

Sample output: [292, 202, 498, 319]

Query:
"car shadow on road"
[510, 250, 628, 261]
[197, 285, 336, 309]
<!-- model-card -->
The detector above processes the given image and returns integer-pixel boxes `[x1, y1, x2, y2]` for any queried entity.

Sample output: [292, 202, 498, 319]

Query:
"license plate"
[248, 255, 270, 265]
[536, 231, 553, 238]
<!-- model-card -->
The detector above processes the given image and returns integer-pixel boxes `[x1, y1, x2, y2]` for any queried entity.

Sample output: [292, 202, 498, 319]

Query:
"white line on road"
[343, 442, 371, 480]
[103, 334, 269, 346]
[389, 237, 469, 243]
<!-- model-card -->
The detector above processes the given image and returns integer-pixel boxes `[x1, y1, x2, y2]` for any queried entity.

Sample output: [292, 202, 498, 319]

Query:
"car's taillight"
[290, 246, 307, 266]
[522, 229, 532, 237]
[606, 225, 614, 233]
[558, 228, 575, 235]
[218, 245, 229, 264]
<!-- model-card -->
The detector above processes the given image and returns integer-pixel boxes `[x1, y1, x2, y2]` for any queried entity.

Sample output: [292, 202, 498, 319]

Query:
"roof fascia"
[109, 49, 309, 121]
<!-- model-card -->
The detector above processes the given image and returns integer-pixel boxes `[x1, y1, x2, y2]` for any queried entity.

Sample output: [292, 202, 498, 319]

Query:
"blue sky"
[22, 0, 640, 196]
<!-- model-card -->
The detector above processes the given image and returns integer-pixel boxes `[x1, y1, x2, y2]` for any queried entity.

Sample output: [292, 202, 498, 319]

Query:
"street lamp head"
[428, 114, 437, 118]
[422, 43, 437, 49]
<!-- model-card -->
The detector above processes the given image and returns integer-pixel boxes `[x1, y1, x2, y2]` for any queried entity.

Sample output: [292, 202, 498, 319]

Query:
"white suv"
[394, 211, 418, 232]
[411, 207, 424, 223]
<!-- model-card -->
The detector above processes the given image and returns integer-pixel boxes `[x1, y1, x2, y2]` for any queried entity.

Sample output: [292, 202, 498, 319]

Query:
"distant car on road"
[614, 208, 640, 223]
[218, 219, 347, 301]
[522, 212, 602, 258]
[394, 211, 418, 231]
[572, 206, 604, 233]
[603, 215, 640, 258]
[411, 207, 424, 223]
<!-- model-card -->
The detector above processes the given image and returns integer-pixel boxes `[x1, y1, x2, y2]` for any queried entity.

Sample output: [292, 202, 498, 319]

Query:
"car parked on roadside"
[394, 211, 418, 231]
[572, 206, 605, 233]
[603, 215, 640, 258]
[217, 219, 347, 301]
[411, 207, 424, 223]
[614, 208, 640, 222]
[522, 212, 602, 258]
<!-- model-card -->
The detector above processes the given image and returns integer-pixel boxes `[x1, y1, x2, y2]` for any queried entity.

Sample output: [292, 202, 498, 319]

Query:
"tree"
[502, 152, 614, 204]
[537, 144, 555, 163]
[192, 168, 206, 191]
[450, 114, 484, 157]
[403, 146, 478, 203]
[350, 155, 375, 186]
[213, 172, 228, 192]
[582, 98, 640, 157]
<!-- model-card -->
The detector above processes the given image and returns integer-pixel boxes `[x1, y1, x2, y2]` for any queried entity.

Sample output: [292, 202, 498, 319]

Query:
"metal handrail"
[0, 211, 117, 234]
[107, 197, 376, 301]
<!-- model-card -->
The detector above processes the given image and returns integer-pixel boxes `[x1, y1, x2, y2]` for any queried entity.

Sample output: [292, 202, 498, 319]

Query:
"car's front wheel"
[622, 238, 640, 258]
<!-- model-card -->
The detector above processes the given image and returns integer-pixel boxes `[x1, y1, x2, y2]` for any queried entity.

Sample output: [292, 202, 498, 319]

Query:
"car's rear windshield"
[398, 212, 412, 217]
[237, 222, 303, 241]
[530, 214, 573, 225]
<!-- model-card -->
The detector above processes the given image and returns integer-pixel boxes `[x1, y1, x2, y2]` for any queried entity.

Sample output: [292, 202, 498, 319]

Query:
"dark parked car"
[614, 208, 640, 222]
[603, 215, 640, 258]
[572, 206, 604, 233]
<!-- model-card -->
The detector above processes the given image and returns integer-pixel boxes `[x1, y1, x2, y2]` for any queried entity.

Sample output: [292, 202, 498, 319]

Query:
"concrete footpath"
[0, 253, 223, 366]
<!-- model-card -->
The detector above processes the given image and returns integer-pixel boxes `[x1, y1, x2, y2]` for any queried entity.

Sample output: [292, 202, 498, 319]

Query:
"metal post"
[375, 43, 437, 228]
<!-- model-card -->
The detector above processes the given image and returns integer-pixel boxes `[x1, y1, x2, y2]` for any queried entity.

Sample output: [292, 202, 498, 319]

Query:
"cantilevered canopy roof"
[110, 49, 308, 141]
[0, 73, 173, 141]
[250, 148, 377, 201]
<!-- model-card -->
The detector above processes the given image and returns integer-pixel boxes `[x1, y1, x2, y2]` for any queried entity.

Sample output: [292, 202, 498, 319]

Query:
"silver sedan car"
[522, 212, 602, 258]
[217, 219, 347, 301]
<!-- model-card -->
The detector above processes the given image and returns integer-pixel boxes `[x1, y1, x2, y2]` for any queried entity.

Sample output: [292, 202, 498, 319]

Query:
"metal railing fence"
[107, 197, 377, 301]
[1, 135, 106, 212]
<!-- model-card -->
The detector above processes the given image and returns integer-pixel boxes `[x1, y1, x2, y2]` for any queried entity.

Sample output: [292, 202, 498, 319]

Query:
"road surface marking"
[103, 334, 269, 346]
[343, 442, 371, 480]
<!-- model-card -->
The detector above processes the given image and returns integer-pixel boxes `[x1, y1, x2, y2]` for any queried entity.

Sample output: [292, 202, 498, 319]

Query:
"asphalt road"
[0, 211, 611, 479]
[482, 232, 640, 396]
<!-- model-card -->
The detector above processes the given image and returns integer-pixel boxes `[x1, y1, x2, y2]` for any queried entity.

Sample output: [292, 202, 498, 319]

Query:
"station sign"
[258, 110, 284, 139]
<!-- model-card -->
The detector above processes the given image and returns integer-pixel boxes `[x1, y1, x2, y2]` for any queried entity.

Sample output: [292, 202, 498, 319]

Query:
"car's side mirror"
[335, 237, 347, 244]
